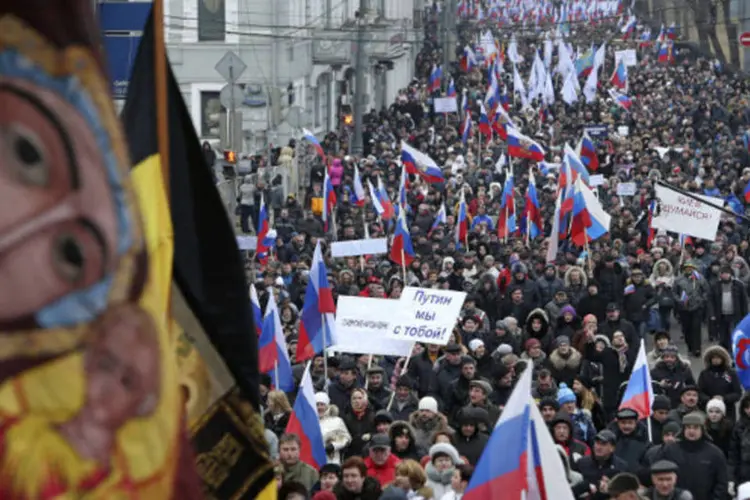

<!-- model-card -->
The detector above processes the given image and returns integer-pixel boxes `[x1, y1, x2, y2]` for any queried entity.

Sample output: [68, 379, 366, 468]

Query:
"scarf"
[615, 344, 629, 373]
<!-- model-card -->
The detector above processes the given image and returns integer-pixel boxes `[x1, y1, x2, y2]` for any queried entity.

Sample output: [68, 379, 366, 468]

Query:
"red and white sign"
[740, 32, 750, 47]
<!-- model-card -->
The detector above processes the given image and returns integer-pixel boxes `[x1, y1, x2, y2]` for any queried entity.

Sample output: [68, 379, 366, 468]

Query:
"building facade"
[101, 0, 423, 153]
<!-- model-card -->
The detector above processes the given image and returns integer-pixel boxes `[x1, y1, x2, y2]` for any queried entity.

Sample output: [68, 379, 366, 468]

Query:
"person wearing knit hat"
[557, 383, 576, 406]
[705, 398, 732, 456]
[468, 338, 484, 353]
[426, 443, 463, 499]
[557, 382, 597, 446]
[418, 396, 438, 415]
[538, 397, 560, 422]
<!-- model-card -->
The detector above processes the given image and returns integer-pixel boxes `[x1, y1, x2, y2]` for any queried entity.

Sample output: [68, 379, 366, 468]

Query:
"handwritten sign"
[652, 184, 721, 240]
[589, 174, 605, 187]
[386, 287, 466, 346]
[330, 297, 413, 357]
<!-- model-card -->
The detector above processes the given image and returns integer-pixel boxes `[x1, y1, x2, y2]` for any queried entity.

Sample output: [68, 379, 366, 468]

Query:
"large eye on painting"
[52, 232, 85, 284]
[4, 124, 49, 187]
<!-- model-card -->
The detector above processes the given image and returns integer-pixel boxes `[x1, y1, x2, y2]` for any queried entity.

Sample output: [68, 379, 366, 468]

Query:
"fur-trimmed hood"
[548, 347, 583, 370]
[408, 409, 451, 433]
[564, 265, 588, 288]
[651, 258, 674, 278]
[703, 345, 732, 368]
[525, 308, 550, 337]
[388, 420, 417, 442]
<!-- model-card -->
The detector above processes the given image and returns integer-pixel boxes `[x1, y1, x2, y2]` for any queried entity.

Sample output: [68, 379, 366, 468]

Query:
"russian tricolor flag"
[259, 292, 295, 391]
[400, 141, 444, 183]
[497, 170, 516, 239]
[350, 164, 366, 206]
[285, 363, 327, 469]
[507, 126, 545, 162]
[647, 200, 657, 247]
[250, 284, 263, 337]
[569, 178, 611, 246]
[478, 102, 492, 141]
[460, 113, 473, 144]
[390, 209, 415, 267]
[608, 88, 633, 111]
[744, 178, 750, 203]
[609, 59, 628, 90]
[460, 45, 478, 72]
[492, 104, 512, 140]
[456, 189, 469, 246]
[323, 167, 337, 231]
[447, 78, 457, 98]
[465, 365, 574, 500]
[430, 202, 447, 234]
[577, 132, 599, 172]
[525, 176, 542, 239]
[255, 193, 271, 264]
[564, 143, 591, 185]
[297, 242, 337, 362]
[377, 175, 395, 219]
[302, 127, 325, 159]
[658, 41, 673, 64]
[428, 65, 443, 93]
[666, 23, 676, 40]
[621, 17, 637, 40]
[367, 178, 386, 218]
[619, 339, 655, 421]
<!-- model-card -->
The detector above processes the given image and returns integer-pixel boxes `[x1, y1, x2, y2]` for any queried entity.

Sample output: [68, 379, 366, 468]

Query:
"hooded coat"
[697, 346, 742, 421]
[319, 404, 352, 464]
[564, 266, 589, 307]
[388, 421, 426, 461]
[408, 410, 453, 452]
[522, 309, 554, 354]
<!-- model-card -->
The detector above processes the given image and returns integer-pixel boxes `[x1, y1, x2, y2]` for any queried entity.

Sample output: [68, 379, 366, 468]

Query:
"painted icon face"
[0, 77, 118, 325]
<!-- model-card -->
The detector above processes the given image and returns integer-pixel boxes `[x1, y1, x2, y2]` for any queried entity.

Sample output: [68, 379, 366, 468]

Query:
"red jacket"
[364, 454, 401, 487]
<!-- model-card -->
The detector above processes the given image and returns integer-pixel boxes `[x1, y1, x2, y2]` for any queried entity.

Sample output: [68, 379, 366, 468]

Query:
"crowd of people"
[238, 3, 750, 500]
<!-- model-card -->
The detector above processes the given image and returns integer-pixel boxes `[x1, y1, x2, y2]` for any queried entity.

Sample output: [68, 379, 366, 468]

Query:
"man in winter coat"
[483, 319, 521, 354]
[446, 357, 480, 420]
[707, 265, 748, 351]
[608, 408, 650, 473]
[673, 260, 711, 356]
[390, 376, 419, 422]
[644, 460, 694, 500]
[667, 385, 701, 423]
[365, 366, 392, 411]
[510, 263, 541, 307]
[574, 429, 628, 500]
[550, 411, 591, 463]
[599, 303, 638, 347]
[408, 344, 441, 398]
[453, 406, 489, 465]
[656, 412, 728, 500]
[329, 360, 361, 412]
[547, 336, 583, 387]
[622, 268, 655, 340]
[584, 329, 636, 420]
[537, 263, 565, 306]
[577, 281, 608, 324]
[408, 397, 453, 452]
[594, 255, 626, 306]
[432, 344, 465, 410]
[523, 309, 554, 354]
[363, 434, 401, 487]
[697, 345, 742, 422]
[558, 383, 597, 447]
[650, 345, 696, 408]
[460, 379, 501, 428]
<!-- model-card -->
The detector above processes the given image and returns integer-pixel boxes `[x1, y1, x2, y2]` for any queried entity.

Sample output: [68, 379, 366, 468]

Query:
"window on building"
[198, 0, 225, 42]
[200, 91, 223, 137]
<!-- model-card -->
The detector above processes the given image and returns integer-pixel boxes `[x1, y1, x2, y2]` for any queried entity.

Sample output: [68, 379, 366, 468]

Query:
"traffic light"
[224, 150, 237, 164]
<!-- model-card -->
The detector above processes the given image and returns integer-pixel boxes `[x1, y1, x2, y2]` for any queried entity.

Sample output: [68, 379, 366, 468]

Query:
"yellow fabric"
[311, 196, 324, 215]
[255, 476, 278, 500]
[131, 154, 174, 338]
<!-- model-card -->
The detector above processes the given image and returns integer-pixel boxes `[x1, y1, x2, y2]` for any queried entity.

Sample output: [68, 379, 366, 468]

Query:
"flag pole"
[153, 0, 169, 198]
[274, 360, 279, 390]
[401, 248, 407, 284]
[364, 354, 373, 390]
[386, 347, 415, 412]
[360, 210, 367, 272]
[642, 338, 653, 443]
[321, 317, 329, 393]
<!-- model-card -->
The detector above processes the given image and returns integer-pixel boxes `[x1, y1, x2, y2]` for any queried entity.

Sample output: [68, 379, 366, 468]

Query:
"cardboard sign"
[651, 184, 721, 241]
[589, 174, 605, 187]
[433, 97, 458, 113]
[331, 238, 388, 258]
[615, 49, 638, 67]
[617, 182, 636, 196]
[386, 287, 466, 346]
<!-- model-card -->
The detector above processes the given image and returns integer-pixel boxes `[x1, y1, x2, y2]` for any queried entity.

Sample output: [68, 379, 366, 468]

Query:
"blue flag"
[732, 313, 750, 390]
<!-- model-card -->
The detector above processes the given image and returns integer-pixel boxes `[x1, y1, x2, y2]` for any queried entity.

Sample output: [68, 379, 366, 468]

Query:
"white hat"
[315, 392, 330, 406]
[706, 398, 726, 416]
[468, 339, 485, 352]
[739, 481, 750, 500]
[418, 396, 438, 414]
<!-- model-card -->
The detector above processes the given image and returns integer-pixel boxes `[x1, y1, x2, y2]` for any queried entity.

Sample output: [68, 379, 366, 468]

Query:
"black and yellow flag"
[122, 8, 275, 500]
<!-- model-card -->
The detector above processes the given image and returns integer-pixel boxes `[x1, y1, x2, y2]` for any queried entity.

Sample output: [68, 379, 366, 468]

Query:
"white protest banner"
[617, 126, 630, 137]
[331, 238, 388, 258]
[433, 97, 458, 113]
[386, 287, 466, 346]
[236, 235, 257, 250]
[330, 297, 413, 357]
[651, 184, 722, 240]
[617, 182, 636, 196]
[589, 174, 605, 187]
[615, 49, 637, 67]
